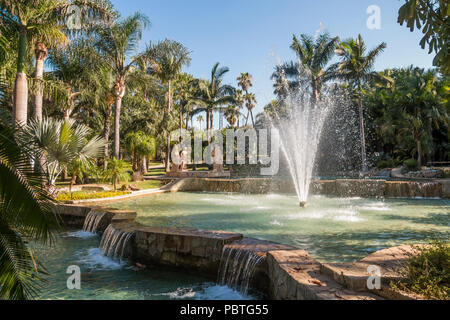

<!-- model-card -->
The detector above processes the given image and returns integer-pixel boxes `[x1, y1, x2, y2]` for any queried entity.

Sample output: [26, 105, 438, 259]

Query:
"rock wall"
[171, 177, 448, 199]
[133, 225, 242, 276]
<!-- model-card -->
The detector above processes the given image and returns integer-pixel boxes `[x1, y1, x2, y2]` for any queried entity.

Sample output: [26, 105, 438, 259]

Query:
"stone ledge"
[53, 203, 138, 232]
[320, 245, 422, 300]
[267, 250, 381, 300]
[133, 224, 243, 276]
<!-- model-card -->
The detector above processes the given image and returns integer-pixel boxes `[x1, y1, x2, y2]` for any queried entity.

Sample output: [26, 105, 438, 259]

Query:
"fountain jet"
[269, 69, 335, 206]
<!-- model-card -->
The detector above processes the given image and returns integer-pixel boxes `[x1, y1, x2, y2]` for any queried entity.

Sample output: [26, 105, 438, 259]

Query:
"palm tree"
[46, 37, 97, 121]
[0, 119, 60, 299]
[244, 92, 257, 126]
[143, 39, 191, 172]
[94, 12, 149, 160]
[174, 73, 197, 132]
[194, 62, 235, 133]
[81, 64, 116, 168]
[21, 117, 105, 196]
[0, 0, 113, 125]
[237, 73, 257, 126]
[105, 157, 130, 191]
[290, 33, 339, 104]
[225, 105, 241, 128]
[334, 34, 387, 172]
[395, 67, 447, 168]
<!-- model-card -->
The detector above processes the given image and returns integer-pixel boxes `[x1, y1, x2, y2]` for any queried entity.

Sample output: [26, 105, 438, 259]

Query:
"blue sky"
[110, 0, 433, 121]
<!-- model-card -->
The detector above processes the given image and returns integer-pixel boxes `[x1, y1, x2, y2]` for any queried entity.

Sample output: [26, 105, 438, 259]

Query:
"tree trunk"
[113, 79, 126, 159]
[33, 42, 47, 121]
[210, 111, 213, 130]
[358, 83, 368, 172]
[13, 31, 28, 126]
[165, 80, 172, 173]
[142, 156, 147, 174]
[416, 137, 423, 169]
[103, 101, 113, 169]
[245, 110, 250, 126]
[69, 175, 77, 199]
[113, 95, 122, 159]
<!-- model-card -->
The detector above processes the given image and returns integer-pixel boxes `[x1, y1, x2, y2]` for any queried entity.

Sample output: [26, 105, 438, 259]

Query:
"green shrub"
[377, 159, 399, 169]
[404, 158, 418, 171]
[391, 241, 449, 300]
[56, 190, 130, 201]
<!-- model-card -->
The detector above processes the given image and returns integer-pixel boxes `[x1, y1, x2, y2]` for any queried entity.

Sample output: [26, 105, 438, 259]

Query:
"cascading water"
[83, 210, 107, 233]
[217, 244, 264, 295]
[99, 224, 133, 260]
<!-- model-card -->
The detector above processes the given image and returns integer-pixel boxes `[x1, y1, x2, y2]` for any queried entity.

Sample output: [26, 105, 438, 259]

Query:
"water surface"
[110, 192, 450, 262]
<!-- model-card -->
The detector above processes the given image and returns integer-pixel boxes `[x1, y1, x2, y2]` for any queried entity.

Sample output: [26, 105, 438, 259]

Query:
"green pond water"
[33, 231, 256, 300]
[33, 192, 448, 300]
[109, 192, 450, 262]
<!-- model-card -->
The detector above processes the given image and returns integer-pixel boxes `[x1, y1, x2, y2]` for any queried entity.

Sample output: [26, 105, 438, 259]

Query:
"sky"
[110, 0, 434, 125]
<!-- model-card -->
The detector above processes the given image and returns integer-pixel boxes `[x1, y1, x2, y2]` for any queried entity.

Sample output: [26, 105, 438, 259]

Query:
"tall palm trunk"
[311, 80, 320, 106]
[113, 78, 126, 159]
[103, 100, 113, 169]
[165, 80, 172, 173]
[33, 42, 47, 121]
[13, 31, 28, 126]
[414, 130, 423, 169]
[417, 139, 423, 169]
[357, 81, 368, 172]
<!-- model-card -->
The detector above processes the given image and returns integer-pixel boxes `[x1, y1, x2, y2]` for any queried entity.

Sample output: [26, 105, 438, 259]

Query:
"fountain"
[272, 93, 334, 207]
[217, 244, 264, 295]
[99, 224, 134, 260]
[83, 210, 107, 233]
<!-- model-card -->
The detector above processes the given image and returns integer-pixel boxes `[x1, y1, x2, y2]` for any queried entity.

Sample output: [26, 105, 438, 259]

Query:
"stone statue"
[180, 147, 189, 171]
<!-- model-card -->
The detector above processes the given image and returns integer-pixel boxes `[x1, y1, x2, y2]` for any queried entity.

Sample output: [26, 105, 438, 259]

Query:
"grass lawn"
[132, 180, 163, 189]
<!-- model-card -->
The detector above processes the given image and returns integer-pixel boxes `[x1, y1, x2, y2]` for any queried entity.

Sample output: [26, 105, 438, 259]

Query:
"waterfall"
[99, 224, 133, 260]
[83, 210, 107, 233]
[217, 244, 264, 295]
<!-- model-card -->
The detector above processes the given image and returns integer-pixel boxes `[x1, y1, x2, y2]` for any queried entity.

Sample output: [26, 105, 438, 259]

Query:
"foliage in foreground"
[392, 241, 450, 300]
[56, 190, 130, 201]
[0, 121, 60, 300]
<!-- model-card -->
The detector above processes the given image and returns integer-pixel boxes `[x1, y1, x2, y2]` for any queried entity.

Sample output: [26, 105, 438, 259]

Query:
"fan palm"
[237, 73, 257, 126]
[0, 119, 60, 300]
[93, 12, 149, 159]
[0, 0, 113, 125]
[142, 39, 191, 172]
[20, 117, 105, 196]
[334, 34, 388, 171]
[225, 105, 241, 128]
